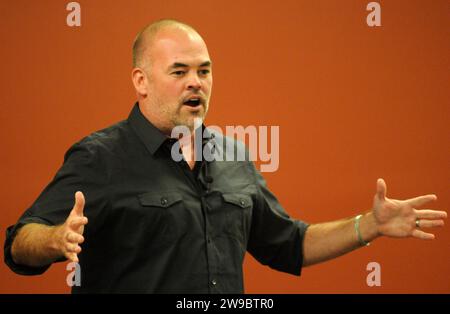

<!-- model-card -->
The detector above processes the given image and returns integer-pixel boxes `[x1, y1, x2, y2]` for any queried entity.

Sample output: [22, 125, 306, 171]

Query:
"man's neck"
[179, 134, 197, 170]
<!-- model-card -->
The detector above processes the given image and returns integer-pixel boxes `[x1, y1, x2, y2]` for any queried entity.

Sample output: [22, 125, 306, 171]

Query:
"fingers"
[416, 219, 445, 229]
[65, 252, 79, 263]
[59, 200, 87, 263]
[415, 209, 447, 220]
[69, 216, 88, 230]
[65, 242, 82, 254]
[413, 209, 445, 232]
[63, 230, 84, 264]
[66, 232, 85, 244]
[376, 178, 386, 200]
[411, 229, 435, 240]
[407, 194, 437, 207]
[72, 191, 85, 217]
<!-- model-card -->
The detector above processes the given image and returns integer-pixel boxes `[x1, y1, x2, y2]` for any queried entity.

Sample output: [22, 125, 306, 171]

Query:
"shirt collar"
[128, 102, 167, 155]
[128, 102, 214, 156]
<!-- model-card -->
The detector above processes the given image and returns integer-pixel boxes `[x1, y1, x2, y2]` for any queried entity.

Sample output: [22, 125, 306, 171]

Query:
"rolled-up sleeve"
[246, 161, 309, 276]
[4, 140, 109, 275]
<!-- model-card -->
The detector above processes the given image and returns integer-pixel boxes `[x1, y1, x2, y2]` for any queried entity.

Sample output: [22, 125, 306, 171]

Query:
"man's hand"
[372, 178, 447, 240]
[54, 191, 88, 263]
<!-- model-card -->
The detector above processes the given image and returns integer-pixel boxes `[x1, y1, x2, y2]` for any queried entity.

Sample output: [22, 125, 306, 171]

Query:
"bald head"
[130, 19, 212, 135]
[132, 19, 203, 69]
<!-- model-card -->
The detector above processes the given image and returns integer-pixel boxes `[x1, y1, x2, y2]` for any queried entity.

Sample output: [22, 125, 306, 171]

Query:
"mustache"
[181, 94, 207, 105]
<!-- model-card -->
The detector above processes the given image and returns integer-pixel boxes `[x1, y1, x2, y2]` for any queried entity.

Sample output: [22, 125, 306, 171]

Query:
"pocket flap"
[138, 192, 183, 208]
[222, 193, 252, 209]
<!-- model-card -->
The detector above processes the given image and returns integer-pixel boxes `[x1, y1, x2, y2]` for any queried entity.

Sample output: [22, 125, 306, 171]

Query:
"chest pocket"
[218, 192, 253, 242]
[138, 192, 186, 248]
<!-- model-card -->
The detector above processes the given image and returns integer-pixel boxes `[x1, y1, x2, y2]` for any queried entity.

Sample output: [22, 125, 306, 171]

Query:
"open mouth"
[183, 98, 202, 107]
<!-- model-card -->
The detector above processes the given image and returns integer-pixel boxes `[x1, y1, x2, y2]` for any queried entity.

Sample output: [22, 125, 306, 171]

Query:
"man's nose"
[187, 73, 202, 91]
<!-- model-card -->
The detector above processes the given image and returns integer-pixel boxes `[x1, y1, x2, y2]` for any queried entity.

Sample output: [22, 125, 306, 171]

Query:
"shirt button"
[160, 197, 168, 206]
[240, 199, 246, 206]
[211, 279, 217, 286]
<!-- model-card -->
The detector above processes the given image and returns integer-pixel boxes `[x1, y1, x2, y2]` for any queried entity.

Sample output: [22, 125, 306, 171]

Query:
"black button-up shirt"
[4, 103, 309, 293]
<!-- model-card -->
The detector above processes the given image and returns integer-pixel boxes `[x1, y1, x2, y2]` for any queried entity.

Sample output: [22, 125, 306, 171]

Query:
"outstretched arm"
[302, 179, 447, 267]
[11, 192, 88, 267]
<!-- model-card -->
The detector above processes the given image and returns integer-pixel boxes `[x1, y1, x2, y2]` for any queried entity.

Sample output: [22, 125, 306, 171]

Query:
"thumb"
[71, 191, 85, 217]
[376, 178, 387, 200]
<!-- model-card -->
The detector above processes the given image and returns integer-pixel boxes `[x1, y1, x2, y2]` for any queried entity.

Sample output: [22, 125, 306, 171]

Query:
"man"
[4, 19, 446, 293]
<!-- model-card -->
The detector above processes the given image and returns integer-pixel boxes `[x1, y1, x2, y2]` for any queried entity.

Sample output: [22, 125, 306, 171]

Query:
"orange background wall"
[0, 0, 448, 293]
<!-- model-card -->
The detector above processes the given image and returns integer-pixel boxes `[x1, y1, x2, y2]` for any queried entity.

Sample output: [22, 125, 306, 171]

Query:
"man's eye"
[199, 69, 210, 75]
[172, 71, 185, 76]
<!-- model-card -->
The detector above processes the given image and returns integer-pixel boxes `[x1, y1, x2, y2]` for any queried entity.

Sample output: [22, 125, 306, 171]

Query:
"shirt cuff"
[4, 217, 55, 276]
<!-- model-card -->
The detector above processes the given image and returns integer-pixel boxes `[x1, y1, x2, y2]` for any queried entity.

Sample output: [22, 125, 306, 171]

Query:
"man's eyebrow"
[168, 61, 212, 70]
[170, 62, 189, 69]
[199, 61, 212, 67]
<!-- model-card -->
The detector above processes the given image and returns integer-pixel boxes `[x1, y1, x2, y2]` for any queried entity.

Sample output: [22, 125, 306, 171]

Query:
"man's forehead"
[150, 30, 210, 62]
[151, 40, 211, 67]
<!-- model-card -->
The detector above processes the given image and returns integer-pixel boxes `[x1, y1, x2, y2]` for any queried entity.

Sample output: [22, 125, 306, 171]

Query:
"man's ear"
[131, 68, 148, 97]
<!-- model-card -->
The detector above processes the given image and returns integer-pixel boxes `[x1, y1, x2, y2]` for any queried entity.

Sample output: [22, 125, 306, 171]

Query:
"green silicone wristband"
[355, 214, 370, 247]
